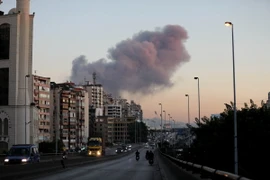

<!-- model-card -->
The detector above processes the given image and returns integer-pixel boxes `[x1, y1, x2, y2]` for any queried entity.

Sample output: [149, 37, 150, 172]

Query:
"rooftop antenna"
[93, 72, 96, 85]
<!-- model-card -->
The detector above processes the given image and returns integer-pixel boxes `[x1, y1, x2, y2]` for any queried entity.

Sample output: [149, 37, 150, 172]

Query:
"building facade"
[50, 82, 89, 149]
[0, 0, 37, 151]
[33, 75, 51, 142]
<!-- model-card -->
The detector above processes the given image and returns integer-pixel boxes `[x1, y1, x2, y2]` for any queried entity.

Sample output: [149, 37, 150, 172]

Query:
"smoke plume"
[71, 25, 190, 96]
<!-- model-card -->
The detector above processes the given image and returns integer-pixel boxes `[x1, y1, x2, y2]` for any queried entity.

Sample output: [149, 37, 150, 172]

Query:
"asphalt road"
[27, 148, 163, 180]
[0, 146, 130, 165]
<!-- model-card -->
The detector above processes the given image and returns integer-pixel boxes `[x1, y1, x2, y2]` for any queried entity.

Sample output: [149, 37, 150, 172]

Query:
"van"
[3, 144, 40, 165]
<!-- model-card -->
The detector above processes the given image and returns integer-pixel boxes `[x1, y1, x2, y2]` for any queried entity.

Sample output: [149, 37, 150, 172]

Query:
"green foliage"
[128, 121, 148, 143]
[39, 139, 65, 153]
[187, 99, 270, 180]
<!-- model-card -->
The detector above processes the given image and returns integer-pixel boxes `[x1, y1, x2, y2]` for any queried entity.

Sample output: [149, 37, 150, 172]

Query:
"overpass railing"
[160, 150, 252, 180]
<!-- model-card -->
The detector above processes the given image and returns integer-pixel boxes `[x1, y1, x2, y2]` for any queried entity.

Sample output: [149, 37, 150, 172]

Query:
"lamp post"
[168, 113, 170, 127]
[53, 83, 58, 155]
[225, 21, 238, 175]
[158, 103, 163, 146]
[158, 103, 162, 130]
[68, 94, 71, 150]
[25, 74, 30, 144]
[194, 77, 200, 124]
[172, 119, 175, 148]
[163, 110, 166, 131]
[134, 118, 136, 144]
[80, 92, 83, 147]
[185, 94, 190, 124]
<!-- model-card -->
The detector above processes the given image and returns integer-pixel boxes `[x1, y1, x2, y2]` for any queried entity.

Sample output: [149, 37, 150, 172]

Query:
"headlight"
[4, 159, 9, 162]
[115, 150, 117, 152]
[21, 158, 28, 162]
[97, 151, 101, 155]
[89, 151, 92, 155]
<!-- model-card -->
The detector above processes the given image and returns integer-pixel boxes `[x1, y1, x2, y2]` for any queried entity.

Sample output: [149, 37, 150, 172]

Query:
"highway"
[26, 148, 162, 180]
[22, 148, 201, 180]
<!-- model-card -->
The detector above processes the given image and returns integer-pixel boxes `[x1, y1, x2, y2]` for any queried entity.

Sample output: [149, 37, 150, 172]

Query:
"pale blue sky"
[1, 0, 270, 124]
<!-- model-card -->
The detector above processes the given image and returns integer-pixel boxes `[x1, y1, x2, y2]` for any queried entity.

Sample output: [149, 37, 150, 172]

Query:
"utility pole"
[68, 94, 71, 150]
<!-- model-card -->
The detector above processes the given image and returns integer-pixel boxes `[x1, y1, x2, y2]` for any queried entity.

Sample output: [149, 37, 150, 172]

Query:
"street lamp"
[168, 114, 170, 129]
[68, 94, 71, 150]
[158, 103, 162, 130]
[163, 110, 166, 131]
[185, 94, 190, 124]
[158, 103, 163, 146]
[225, 21, 238, 175]
[194, 77, 201, 125]
[172, 119, 176, 149]
[25, 74, 30, 144]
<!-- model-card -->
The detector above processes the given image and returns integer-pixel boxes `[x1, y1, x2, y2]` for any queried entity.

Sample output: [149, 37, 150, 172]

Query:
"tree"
[185, 99, 270, 180]
[39, 139, 65, 153]
[128, 121, 148, 143]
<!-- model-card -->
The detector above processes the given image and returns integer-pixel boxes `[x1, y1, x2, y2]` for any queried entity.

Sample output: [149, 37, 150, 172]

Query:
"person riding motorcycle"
[148, 150, 154, 161]
[145, 150, 149, 160]
[135, 150, 140, 157]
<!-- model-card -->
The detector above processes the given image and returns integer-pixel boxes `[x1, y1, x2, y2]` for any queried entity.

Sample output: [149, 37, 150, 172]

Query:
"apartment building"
[50, 82, 89, 149]
[85, 83, 104, 109]
[33, 75, 51, 142]
[107, 117, 135, 144]
[84, 81, 104, 137]
[105, 104, 122, 118]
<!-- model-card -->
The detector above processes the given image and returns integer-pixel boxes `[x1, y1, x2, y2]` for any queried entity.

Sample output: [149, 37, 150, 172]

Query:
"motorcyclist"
[149, 150, 154, 161]
[135, 150, 140, 157]
[62, 150, 67, 160]
[145, 150, 149, 160]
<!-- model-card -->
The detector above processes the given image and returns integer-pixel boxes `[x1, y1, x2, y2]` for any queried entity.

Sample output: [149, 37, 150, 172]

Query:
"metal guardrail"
[160, 151, 253, 180]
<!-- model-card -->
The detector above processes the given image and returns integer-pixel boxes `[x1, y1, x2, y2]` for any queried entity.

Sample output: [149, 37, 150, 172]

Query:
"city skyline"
[1, 0, 269, 124]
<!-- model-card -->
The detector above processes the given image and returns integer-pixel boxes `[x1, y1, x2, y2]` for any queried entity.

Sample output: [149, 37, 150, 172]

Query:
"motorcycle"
[145, 154, 149, 160]
[149, 158, 154, 165]
[136, 155, 140, 161]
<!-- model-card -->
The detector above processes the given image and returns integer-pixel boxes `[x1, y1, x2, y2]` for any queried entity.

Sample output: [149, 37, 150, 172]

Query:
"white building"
[105, 104, 122, 118]
[0, 0, 38, 151]
[85, 83, 104, 109]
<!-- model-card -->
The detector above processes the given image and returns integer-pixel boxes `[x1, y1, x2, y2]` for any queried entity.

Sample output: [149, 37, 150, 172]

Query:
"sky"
[1, 0, 270, 126]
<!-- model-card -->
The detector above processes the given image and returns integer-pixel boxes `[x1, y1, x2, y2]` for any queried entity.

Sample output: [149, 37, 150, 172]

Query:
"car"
[121, 145, 128, 152]
[115, 147, 123, 153]
[4, 144, 40, 165]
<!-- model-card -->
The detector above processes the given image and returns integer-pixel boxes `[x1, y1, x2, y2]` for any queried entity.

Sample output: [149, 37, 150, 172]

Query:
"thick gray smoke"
[71, 25, 190, 96]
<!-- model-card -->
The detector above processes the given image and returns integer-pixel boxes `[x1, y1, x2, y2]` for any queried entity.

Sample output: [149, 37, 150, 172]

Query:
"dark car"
[4, 144, 40, 165]
[121, 145, 128, 152]
[115, 147, 123, 154]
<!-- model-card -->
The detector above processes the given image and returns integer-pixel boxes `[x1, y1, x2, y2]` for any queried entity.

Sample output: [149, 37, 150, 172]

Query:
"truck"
[87, 137, 104, 157]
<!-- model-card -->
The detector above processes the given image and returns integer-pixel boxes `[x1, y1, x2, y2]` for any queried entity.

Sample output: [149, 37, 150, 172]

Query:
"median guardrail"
[159, 150, 252, 180]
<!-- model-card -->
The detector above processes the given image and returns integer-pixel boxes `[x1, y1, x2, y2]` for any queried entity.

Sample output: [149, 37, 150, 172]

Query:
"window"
[3, 118, 8, 135]
[0, 23, 10, 60]
[0, 68, 9, 105]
